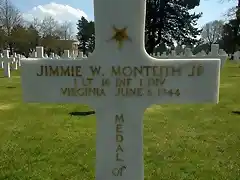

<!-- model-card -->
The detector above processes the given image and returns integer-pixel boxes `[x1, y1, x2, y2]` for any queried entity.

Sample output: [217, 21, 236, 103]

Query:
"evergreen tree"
[222, 19, 240, 53]
[76, 17, 93, 55]
[87, 21, 95, 54]
[145, 0, 202, 54]
[27, 25, 40, 51]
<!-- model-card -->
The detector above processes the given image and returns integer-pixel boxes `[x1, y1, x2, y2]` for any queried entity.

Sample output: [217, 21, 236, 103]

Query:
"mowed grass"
[0, 62, 240, 180]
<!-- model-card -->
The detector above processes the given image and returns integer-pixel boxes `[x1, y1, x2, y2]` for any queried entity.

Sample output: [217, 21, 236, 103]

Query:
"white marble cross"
[63, 50, 70, 58]
[208, 44, 228, 68]
[184, 48, 193, 57]
[18, 54, 22, 67]
[30, 51, 37, 58]
[20, 0, 220, 179]
[12, 53, 18, 70]
[36, 46, 44, 58]
[50, 52, 55, 59]
[2, 50, 14, 78]
[234, 51, 240, 64]
[0, 53, 3, 69]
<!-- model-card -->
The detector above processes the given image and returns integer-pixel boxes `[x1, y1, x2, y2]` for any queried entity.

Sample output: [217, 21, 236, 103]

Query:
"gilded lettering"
[148, 78, 166, 87]
[75, 66, 82, 76]
[60, 88, 75, 96]
[112, 66, 121, 76]
[49, 66, 59, 76]
[36, 65, 84, 77]
[115, 114, 124, 124]
[60, 66, 70, 76]
[116, 135, 124, 142]
[188, 65, 204, 76]
[116, 78, 132, 87]
[37, 65, 44, 76]
[116, 144, 124, 153]
[101, 78, 110, 86]
[90, 66, 101, 76]
[60, 87, 106, 97]
[116, 124, 123, 133]
[60, 88, 68, 95]
[122, 66, 132, 76]
[111, 65, 182, 78]
[44, 66, 48, 76]
[116, 153, 123, 161]
[163, 89, 181, 96]
[115, 114, 125, 165]
[115, 88, 144, 96]
[36, 65, 83, 77]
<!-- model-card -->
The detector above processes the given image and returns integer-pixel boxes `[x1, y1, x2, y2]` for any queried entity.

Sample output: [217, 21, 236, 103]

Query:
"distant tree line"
[191, 0, 240, 56]
[1, 0, 239, 57]
[0, 0, 74, 57]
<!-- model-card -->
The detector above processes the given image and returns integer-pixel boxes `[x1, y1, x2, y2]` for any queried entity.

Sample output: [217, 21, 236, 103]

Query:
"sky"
[11, 0, 236, 30]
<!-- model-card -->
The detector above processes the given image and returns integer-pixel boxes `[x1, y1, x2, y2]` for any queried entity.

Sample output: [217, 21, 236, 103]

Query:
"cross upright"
[2, 50, 14, 78]
[21, 0, 220, 179]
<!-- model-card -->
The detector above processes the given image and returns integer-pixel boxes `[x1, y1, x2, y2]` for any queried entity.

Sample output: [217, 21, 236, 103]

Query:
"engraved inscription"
[35, 64, 204, 97]
[188, 64, 204, 76]
[115, 114, 124, 161]
[115, 88, 144, 96]
[111, 66, 182, 78]
[112, 114, 127, 176]
[60, 79, 106, 97]
[37, 65, 83, 76]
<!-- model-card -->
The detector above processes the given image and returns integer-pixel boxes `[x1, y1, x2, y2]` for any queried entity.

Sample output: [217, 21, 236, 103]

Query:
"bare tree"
[201, 20, 224, 49]
[30, 18, 41, 31]
[54, 21, 73, 40]
[219, 0, 240, 19]
[29, 16, 74, 40]
[0, 0, 22, 51]
[39, 16, 58, 37]
[0, 0, 22, 32]
[60, 21, 73, 40]
[224, 6, 237, 19]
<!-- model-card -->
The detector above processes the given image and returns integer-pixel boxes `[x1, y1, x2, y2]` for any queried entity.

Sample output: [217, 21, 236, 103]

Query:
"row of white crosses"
[151, 44, 228, 68]
[28, 46, 85, 60]
[28, 47, 48, 59]
[59, 50, 85, 59]
[0, 50, 22, 78]
[21, 0, 220, 179]
[233, 51, 240, 65]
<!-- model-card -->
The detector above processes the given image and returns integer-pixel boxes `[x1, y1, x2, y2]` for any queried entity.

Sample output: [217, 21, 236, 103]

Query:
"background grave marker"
[2, 50, 13, 78]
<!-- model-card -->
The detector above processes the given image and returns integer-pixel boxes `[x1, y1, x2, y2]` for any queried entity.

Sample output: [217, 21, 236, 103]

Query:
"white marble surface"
[234, 51, 240, 63]
[21, 0, 221, 180]
[209, 44, 227, 68]
[3, 50, 11, 78]
[36, 46, 44, 58]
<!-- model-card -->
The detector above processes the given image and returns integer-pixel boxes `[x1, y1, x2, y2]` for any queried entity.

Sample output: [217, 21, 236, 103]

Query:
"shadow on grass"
[69, 111, 95, 116]
[6, 86, 16, 89]
[228, 75, 240, 78]
[231, 111, 240, 115]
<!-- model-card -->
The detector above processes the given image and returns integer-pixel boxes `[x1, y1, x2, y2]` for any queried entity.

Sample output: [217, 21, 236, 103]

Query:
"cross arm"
[20, 59, 106, 107]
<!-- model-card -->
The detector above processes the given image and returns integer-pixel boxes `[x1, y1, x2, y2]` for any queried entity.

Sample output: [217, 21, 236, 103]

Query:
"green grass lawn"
[0, 62, 240, 180]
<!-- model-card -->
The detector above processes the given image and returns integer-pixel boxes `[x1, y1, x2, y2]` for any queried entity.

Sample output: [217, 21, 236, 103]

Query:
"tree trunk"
[146, 38, 156, 54]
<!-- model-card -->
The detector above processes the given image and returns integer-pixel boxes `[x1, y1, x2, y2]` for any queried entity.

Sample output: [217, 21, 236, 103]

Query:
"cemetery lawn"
[0, 62, 240, 180]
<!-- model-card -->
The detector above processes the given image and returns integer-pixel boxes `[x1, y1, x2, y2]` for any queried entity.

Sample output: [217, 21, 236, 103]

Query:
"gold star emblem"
[108, 25, 131, 49]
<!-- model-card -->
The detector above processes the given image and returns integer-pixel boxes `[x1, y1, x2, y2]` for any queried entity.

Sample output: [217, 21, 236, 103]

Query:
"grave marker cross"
[3, 50, 14, 78]
[21, 0, 220, 179]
